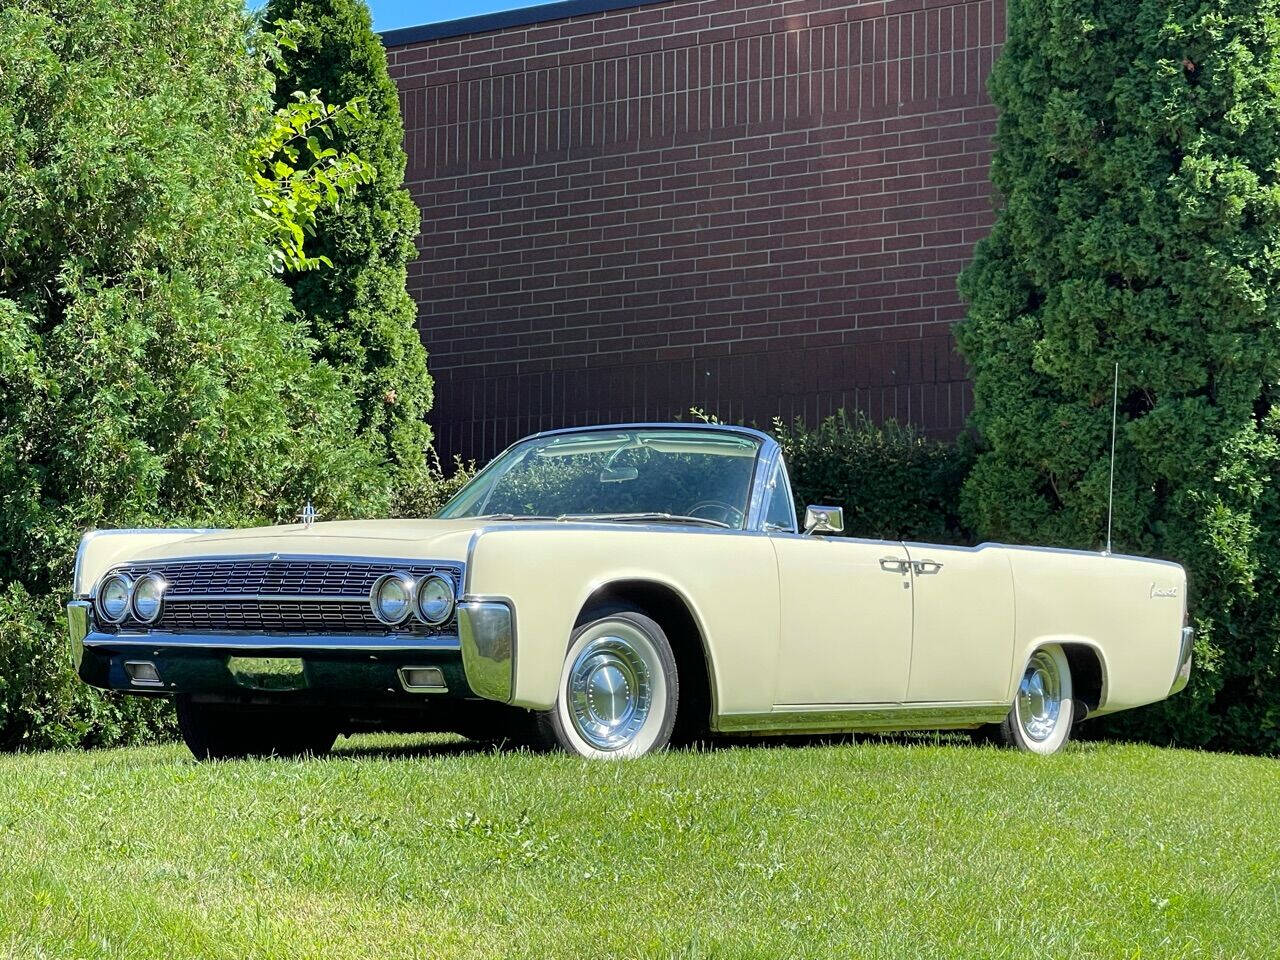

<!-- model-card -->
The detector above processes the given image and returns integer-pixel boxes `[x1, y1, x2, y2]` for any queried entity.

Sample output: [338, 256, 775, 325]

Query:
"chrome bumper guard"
[67, 600, 90, 671]
[1170, 625, 1194, 696]
[457, 599, 515, 703]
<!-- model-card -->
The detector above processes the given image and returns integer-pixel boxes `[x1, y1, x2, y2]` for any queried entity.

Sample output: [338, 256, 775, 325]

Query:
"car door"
[901, 543, 1015, 704]
[771, 534, 914, 705]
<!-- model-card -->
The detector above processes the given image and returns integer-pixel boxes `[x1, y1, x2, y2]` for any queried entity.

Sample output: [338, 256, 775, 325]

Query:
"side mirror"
[803, 505, 844, 536]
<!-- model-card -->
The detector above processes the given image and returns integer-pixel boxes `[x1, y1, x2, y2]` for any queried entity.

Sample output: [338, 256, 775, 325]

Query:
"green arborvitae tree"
[0, 0, 394, 748]
[262, 0, 433, 512]
[958, 0, 1280, 751]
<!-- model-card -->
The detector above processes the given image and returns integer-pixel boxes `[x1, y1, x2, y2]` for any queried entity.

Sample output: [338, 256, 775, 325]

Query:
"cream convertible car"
[68, 423, 1194, 760]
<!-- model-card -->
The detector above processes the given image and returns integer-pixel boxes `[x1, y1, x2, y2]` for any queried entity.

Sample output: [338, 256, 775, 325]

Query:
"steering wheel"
[686, 499, 745, 528]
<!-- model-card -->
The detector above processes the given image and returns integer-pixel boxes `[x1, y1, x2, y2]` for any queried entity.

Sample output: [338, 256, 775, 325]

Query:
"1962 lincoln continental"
[67, 423, 1194, 760]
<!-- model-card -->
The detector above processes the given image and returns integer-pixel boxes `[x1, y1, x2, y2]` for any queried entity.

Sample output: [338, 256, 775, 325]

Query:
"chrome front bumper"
[70, 595, 515, 704]
[1170, 625, 1195, 696]
[77, 630, 461, 653]
[68, 598, 469, 698]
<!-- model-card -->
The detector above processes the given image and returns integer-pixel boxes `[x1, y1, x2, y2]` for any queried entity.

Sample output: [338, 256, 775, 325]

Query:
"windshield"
[437, 428, 761, 529]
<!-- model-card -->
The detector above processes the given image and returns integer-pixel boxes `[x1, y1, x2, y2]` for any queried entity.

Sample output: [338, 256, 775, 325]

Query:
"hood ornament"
[298, 501, 317, 528]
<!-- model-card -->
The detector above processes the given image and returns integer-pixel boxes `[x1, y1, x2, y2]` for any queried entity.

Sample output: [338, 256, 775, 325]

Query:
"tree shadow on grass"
[331, 733, 540, 761]
[700, 729, 975, 754]
[329, 728, 984, 761]
[332, 735, 483, 760]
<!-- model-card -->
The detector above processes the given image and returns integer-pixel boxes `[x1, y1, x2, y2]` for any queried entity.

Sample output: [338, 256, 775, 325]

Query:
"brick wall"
[385, 0, 1004, 462]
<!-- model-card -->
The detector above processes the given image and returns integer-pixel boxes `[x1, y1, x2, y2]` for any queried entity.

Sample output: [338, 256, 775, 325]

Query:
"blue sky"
[369, 0, 549, 31]
[248, 0, 553, 32]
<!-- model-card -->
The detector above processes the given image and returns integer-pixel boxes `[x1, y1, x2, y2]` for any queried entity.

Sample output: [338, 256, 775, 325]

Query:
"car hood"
[125, 518, 489, 566]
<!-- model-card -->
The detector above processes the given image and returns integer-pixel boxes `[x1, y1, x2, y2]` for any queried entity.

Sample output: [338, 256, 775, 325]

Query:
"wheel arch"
[1058, 642, 1107, 717]
[1017, 636, 1108, 718]
[576, 578, 719, 740]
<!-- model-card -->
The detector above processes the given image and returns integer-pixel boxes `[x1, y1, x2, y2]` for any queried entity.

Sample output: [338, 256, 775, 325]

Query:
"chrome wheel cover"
[1017, 650, 1063, 742]
[566, 629, 654, 751]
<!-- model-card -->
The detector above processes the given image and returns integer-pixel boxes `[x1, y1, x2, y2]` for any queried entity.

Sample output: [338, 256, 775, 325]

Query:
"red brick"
[389, 0, 1000, 459]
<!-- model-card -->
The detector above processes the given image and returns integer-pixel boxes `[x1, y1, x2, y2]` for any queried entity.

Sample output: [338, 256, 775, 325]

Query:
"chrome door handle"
[912, 560, 944, 575]
[879, 557, 909, 573]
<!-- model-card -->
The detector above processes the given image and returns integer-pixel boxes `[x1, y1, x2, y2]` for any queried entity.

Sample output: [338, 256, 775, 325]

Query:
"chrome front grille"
[106, 556, 462, 635]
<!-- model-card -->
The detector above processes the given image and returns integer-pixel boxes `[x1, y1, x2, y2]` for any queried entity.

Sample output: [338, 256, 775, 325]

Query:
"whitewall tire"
[1000, 643, 1074, 755]
[538, 611, 678, 759]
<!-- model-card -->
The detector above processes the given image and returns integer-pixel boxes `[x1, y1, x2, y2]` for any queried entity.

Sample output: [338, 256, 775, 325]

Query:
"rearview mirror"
[599, 466, 639, 483]
[803, 505, 845, 536]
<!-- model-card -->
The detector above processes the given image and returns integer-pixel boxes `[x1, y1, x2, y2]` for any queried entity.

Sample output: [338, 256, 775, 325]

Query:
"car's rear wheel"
[537, 611, 678, 759]
[176, 698, 337, 760]
[999, 644, 1074, 754]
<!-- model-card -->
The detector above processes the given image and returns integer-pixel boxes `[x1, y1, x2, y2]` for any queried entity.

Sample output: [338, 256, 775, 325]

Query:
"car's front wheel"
[999, 644, 1074, 754]
[176, 698, 338, 760]
[538, 611, 679, 759]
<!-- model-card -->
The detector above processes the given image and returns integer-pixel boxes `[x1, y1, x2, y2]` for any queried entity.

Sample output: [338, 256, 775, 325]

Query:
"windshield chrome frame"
[437, 423, 786, 533]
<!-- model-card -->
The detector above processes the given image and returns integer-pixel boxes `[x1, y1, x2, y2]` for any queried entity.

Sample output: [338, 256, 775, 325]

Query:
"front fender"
[462, 526, 779, 712]
[71, 528, 223, 598]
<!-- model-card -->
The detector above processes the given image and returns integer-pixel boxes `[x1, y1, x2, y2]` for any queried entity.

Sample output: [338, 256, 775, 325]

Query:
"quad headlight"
[95, 573, 133, 624]
[415, 574, 456, 625]
[370, 571, 457, 628]
[370, 571, 416, 626]
[130, 573, 167, 624]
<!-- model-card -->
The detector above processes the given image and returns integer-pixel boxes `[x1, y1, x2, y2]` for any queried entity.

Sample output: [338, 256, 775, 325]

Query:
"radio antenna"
[1104, 361, 1119, 556]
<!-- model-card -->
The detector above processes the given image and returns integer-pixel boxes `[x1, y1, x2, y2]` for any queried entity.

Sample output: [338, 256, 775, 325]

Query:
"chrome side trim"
[714, 702, 1011, 735]
[457, 597, 516, 703]
[968, 541, 1186, 571]
[462, 529, 483, 597]
[81, 631, 461, 653]
[67, 601, 91, 670]
[1170, 626, 1194, 696]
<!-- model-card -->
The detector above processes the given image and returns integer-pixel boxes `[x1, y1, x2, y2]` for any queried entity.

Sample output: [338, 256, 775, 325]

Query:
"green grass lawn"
[0, 735, 1276, 959]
